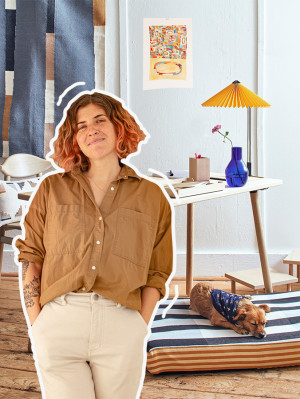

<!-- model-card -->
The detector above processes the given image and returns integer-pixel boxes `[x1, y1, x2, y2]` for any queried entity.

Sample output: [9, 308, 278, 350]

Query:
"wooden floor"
[0, 276, 300, 399]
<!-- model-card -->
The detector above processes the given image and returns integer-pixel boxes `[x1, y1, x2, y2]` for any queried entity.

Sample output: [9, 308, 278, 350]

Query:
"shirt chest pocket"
[44, 204, 84, 254]
[112, 207, 157, 268]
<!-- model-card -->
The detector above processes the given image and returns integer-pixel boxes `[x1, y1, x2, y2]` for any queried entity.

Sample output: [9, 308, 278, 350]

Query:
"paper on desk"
[172, 181, 208, 188]
[151, 170, 189, 179]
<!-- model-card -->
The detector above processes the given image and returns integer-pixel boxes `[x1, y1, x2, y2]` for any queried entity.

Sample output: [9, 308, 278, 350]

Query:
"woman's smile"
[88, 137, 105, 146]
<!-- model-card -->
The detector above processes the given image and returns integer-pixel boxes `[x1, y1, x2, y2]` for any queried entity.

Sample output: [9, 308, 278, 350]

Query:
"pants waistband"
[53, 292, 122, 308]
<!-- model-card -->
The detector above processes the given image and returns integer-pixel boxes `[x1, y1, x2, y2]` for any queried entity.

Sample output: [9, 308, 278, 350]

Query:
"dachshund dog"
[190, 282, 271, 338]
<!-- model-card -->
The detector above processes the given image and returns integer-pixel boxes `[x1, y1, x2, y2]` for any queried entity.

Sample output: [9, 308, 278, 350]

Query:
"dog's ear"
[233, 308, 247, 321]
[259, 304, 271, 313]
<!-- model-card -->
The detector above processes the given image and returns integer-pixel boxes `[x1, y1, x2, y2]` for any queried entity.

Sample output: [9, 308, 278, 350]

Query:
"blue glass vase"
[225, 147, 248, 187]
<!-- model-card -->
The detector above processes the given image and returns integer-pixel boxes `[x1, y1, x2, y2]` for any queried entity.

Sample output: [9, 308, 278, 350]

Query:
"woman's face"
[75, 103, 118, 162]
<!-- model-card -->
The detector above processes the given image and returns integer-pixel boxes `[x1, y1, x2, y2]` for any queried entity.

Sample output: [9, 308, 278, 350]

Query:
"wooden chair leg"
[287, 284, 292, 292]
[289, 264, 294, 276]
[231, 280, 236, 294]
[297, 265, 300, 282]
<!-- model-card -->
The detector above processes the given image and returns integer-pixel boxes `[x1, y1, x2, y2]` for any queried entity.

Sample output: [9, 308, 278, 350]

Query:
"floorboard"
[0, 276, 299, 399]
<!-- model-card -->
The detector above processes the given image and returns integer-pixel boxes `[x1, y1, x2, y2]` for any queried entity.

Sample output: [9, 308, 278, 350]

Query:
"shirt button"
[82, 287, 86, 291]
[111, 187, 115, 191]
[92, 266, 96, 270]
[99, 216, 102, 221]
[96, 241, 100, 245]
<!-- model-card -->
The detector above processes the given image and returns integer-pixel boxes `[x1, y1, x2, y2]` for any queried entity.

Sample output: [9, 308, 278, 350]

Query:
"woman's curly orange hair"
[52, 92, 146, 172]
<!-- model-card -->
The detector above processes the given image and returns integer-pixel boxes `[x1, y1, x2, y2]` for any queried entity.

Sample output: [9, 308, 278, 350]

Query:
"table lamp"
[201, 80, 270, 176]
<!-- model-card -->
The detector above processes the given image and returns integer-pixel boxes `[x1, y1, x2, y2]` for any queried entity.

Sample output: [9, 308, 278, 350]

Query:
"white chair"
[0, 154, 52, 278]
[0, 153, 52, 181]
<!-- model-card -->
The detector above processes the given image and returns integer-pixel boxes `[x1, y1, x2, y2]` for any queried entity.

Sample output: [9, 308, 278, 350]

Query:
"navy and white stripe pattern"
[147, 291, 300, 374]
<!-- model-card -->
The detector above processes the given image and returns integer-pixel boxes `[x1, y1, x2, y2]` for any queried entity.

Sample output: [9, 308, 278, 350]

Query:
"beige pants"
[30, 292, 148, 399]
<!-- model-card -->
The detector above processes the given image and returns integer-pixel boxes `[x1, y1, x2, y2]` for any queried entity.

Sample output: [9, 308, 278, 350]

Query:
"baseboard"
[174, 253, 290, 277]
[3, 250, 290, 277]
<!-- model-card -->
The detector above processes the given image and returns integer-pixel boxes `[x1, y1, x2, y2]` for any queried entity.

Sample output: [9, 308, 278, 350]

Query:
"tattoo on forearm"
[23, 275, 41, 308]
[22, 261, 29, 282]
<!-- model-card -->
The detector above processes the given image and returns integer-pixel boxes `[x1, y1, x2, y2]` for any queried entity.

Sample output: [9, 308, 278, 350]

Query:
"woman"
[15, 91, 173, 399]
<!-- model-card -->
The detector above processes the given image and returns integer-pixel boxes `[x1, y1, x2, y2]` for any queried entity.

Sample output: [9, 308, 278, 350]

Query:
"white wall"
[106, 0, 300, 276]
[264, 0, 300, 253]
[4, 1, 298, 275]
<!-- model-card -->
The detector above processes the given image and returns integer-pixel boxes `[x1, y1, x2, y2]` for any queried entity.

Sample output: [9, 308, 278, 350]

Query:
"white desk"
[168, 174, 283, 295]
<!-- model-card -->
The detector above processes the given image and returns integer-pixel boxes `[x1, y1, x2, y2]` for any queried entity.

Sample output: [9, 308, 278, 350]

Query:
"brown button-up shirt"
[15, 163, 174, 310]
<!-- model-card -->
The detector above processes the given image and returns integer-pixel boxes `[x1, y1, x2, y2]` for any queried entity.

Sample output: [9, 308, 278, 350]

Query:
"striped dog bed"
[146, 291, 300, 374]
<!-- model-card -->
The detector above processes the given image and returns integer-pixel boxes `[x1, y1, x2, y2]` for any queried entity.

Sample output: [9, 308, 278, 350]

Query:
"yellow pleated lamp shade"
[202, 80, 271, 108]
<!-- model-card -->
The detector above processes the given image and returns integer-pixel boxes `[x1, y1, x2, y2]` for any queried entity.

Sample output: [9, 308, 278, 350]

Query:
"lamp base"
[247, 161, 252, 177]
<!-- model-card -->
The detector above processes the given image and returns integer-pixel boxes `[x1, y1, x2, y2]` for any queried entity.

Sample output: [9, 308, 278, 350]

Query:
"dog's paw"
[242, 329, 250, 335]
[237, 327, 250, 335]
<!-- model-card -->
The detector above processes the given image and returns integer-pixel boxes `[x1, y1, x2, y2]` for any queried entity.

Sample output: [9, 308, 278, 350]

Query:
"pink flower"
[212, 125, 233, 146]
[212, 125, 221, 134]
[195, 153, 202, 159]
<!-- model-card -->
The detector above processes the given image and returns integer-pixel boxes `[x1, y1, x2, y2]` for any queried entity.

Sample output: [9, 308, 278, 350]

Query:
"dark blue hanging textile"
[5, 7, 16, 72]
[8, 0, 47, 157]
[54, 0, 95, 129]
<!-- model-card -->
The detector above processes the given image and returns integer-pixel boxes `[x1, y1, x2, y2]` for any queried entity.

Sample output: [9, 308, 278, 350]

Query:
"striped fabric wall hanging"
[9, 0, 47, 158]
[54, 0, 95, 129]
[0, 0, 105, 159]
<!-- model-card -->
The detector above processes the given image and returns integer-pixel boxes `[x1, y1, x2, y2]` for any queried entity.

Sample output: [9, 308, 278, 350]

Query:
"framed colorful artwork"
[143, 18, 193, 90]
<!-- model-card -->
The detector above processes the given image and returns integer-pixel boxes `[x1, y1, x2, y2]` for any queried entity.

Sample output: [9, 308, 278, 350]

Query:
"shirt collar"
[61, 163, 141, 181]
[117, 163, 142, 181]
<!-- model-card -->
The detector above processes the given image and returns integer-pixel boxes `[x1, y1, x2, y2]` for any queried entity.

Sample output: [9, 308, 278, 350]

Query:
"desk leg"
[186, 203, 194, 296]
[250, 191, 273, 293]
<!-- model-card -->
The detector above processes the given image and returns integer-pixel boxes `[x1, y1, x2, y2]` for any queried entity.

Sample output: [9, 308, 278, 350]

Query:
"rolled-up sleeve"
[145, 190, 173, 299]
[15, 179, 48, 265]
